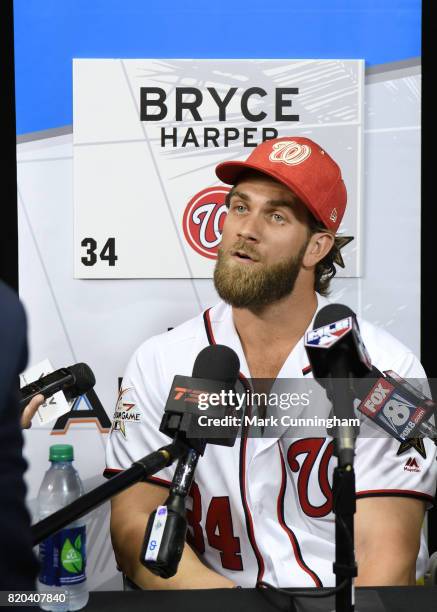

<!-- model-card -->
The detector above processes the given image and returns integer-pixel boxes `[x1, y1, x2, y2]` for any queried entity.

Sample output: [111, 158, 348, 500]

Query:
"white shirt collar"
[208, 293, 330, 379]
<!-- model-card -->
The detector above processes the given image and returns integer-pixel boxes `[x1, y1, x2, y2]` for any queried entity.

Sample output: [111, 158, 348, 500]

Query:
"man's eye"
[232, 203, 246, 213]
[272, 213, 285, 223]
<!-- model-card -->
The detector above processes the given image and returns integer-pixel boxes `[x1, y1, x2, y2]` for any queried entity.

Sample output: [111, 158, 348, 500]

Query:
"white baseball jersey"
[105, 294, 437, 587]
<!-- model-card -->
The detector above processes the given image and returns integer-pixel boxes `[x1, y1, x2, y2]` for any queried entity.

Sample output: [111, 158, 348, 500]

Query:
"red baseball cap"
[215, 136, 347, 232]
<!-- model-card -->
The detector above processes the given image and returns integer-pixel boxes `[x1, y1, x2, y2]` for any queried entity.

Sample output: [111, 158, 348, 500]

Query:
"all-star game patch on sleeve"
[104, 336, 174, 488]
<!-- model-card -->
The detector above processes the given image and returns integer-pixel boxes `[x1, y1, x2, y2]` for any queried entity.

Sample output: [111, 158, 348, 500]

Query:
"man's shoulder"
[357, 317, 423, 376]
[131, 301, 229, 369]
[317, 294, 422, 375]
[358, 317, 411, 352]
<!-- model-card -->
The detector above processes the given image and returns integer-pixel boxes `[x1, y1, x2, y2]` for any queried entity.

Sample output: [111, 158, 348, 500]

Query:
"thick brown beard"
[213, 241, 308, 309]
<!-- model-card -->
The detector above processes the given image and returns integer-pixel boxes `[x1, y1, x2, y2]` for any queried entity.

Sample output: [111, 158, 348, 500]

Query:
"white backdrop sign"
[73, 59, 364, 279]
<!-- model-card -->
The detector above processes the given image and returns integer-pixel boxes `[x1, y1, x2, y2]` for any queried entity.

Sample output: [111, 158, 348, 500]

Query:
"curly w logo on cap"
[268, 140, 312, 166]
[215, 136, 347, 232]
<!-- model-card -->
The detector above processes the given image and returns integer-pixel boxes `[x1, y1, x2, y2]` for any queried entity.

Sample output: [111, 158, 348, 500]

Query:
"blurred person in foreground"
[0, 280, 42, 590]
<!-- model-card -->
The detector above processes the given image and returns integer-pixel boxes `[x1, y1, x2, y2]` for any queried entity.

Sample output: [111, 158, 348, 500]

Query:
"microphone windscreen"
[314, 303, 355, 330]
[353, 365, 384, 399]
[68, 363, 96, 395]
[192, 345, 240, 384]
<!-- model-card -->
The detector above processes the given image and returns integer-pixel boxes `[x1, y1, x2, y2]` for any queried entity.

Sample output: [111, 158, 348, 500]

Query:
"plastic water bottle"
[37, 444, 89, 611]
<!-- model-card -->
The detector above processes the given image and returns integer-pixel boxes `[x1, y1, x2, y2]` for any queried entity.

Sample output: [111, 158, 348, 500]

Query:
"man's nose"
[237, 214, 262, 243]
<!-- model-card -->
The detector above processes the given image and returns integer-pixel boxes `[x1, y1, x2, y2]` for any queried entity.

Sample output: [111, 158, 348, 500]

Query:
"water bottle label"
[39, 526, 86, 586]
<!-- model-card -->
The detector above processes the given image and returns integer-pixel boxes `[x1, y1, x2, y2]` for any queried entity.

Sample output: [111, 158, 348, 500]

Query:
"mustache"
[227, 240, 261, 262]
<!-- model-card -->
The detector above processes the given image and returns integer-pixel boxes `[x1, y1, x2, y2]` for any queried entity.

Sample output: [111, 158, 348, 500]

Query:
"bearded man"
[105, 137, 436, 590]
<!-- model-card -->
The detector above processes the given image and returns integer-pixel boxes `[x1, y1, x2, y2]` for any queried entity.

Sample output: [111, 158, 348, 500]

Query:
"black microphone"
[140, 344, 240, 578]
[159, 344, 241, 453]
[354, 367, 437, 444]
[19, 363, 96, 408]
[305, 304, 372, 467]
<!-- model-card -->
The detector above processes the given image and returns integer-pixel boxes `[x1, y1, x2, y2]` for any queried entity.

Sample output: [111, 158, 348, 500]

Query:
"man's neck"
[232, 288, 319, 352]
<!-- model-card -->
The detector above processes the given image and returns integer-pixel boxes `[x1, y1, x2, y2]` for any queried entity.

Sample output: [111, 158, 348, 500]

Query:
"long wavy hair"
[306, 214, 342, 297]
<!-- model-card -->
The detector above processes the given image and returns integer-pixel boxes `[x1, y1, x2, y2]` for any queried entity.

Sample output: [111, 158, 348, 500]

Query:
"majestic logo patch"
[268, 140, 311, 166]
[182, 187, 229, 259]
[404, 457, 421, 472]
[110, 388, 140, 439]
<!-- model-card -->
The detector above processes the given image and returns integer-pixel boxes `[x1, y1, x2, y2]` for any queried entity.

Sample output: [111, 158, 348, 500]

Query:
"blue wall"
[14, 0, 421, 134]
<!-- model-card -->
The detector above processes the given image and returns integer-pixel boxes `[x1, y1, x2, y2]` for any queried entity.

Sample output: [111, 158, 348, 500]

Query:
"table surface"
[84, 586, 437, 612]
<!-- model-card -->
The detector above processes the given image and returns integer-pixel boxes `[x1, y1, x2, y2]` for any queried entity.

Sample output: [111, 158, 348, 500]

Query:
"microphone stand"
[31, 441, 188, 546]
[332, 459, 357, 612]
[140, 448, 199, 577]
[331, 381, 358, 612]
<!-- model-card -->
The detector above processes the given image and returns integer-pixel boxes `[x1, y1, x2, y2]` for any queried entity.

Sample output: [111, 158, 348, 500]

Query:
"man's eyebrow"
[229, 190, 249, 201]
[264, 198, 297, 210]
[228, 192, 295, 209]
[226, 190, 299, 213]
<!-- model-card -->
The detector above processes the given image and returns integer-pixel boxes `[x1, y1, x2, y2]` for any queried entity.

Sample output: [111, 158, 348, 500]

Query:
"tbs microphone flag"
[159, 344, 241, 453]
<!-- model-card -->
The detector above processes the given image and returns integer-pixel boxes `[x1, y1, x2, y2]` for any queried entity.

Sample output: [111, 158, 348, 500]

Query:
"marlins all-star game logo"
[110, 387, 141, 438]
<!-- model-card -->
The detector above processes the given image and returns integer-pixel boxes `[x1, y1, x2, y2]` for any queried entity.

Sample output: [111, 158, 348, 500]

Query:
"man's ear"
[303, 232, 335, 267]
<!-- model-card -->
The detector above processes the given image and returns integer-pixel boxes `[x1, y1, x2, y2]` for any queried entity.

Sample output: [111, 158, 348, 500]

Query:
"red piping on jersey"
[203, 307, 265, 583]
[239, 387, 265, 583]
[203, 308, 216, 345]
[276, 443, 323, 587]
[356, 489, 434, 502]
[147, 475, 172, 488]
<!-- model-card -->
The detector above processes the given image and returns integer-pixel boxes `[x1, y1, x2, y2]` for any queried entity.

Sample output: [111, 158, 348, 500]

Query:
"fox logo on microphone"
[360, 379, 394, 416]
[358, 378, 427, 441]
